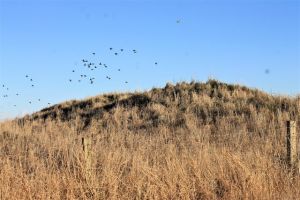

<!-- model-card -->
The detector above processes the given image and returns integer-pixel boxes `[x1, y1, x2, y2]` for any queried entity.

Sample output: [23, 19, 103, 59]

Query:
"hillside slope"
[19, 79, 300, 131]
[1, 80, 300, 199]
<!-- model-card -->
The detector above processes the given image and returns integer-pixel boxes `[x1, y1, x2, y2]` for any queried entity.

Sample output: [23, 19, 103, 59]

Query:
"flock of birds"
[0, 19, 273, 111]
[1, 46, 159, 108]
[69, 47, 160, 88]
[67, 48, 150, 85]
[2, 74, 46, 107]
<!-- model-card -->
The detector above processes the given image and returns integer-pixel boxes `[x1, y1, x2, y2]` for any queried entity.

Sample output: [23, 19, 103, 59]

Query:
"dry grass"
[0, 80, 300, 199]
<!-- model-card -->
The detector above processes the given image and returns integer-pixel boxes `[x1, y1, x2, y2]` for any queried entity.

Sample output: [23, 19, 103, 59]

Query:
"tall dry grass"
[0, 80, 300, 199]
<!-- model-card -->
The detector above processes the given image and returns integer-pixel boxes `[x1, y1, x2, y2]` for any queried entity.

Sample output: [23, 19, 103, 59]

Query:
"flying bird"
[265, 69, 270, 74]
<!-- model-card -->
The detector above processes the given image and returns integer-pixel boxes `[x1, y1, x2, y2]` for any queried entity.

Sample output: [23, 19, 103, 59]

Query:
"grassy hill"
[1, 80, 299, 199]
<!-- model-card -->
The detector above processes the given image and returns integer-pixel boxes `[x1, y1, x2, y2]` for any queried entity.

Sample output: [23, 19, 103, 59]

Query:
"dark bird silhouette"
[133, 50, 137, 53]
[89, 78, 95, 84]
[38, 99, 41, 101]
[155, 62, 158, 65]
[125, 81, 128, 84]
[115, 53, 118, 56]
[118, 69, 121, 71]
[29, 101, 32, 104]
[30, 79, 33, 81]
[69, 79, 72, 82]
[25, 75, 29, 78]
[110, 47, 113, 50]
[120, 49, 124, 52]
[265, 69, 270, 74]
[72, 70, 75, 72]
[16, 93, 19, 96]
[31, 85, 34, 87]
[92, 52, 95, 55]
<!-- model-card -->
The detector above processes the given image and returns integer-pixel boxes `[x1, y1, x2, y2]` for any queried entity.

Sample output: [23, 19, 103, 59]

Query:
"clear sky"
[0, 0, 299, 119]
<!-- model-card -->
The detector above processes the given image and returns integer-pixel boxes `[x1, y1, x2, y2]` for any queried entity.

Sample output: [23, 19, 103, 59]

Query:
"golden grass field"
[0, 80, 299, 199]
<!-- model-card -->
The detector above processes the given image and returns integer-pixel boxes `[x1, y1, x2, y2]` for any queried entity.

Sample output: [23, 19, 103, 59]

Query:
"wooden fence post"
[82, 137, 92, 178]
[286, 121, 297, 170]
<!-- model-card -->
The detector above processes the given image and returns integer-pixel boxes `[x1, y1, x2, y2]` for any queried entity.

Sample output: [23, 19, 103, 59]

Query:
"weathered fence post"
[82, 137, 92, 178]
[286, 121, 297, 171]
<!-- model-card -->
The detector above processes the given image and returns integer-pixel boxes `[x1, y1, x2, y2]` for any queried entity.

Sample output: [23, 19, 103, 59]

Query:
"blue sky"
[0, 0, 299, 119]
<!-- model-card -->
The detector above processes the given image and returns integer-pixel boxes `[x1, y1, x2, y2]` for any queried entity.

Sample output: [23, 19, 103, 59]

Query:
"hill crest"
[16, 80, 299, 131]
